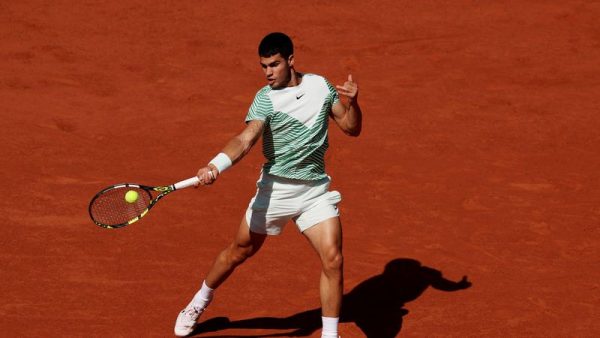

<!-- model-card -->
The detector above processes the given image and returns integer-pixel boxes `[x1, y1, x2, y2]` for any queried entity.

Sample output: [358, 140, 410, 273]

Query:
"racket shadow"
[192, 258, 472, 337]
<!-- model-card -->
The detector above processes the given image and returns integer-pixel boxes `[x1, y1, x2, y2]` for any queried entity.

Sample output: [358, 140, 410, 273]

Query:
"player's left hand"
[336, 74, 359, 102]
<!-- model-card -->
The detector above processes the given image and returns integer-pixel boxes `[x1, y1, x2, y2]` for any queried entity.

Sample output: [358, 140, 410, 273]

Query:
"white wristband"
[209, 152, 232, 174]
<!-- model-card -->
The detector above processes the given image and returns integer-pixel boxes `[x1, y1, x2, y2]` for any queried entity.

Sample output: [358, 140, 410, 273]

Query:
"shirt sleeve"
[245, 87, 274, 123]
[325, 78, 340, 105]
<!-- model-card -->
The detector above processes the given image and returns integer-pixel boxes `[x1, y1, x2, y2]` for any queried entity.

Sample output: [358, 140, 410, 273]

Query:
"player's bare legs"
[205, 218, 267, 288]
[303, 217, 343, 337]
[175, 218, 266, 336]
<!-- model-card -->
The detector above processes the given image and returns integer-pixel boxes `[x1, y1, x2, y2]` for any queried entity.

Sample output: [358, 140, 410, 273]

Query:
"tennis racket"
[88, 176, 200, 229]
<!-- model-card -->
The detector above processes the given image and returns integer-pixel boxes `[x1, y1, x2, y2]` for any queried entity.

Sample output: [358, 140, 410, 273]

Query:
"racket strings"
[90, 187, 152, 226]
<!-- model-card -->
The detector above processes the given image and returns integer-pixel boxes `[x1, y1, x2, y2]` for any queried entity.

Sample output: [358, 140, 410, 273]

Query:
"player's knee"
[322, 248, 343, 274]
[226, 243, 255, 266]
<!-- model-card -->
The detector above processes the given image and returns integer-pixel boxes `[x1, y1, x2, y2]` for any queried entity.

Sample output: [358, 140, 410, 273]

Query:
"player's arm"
[331, 74, 362, 137]
[197, 120, 265, 185]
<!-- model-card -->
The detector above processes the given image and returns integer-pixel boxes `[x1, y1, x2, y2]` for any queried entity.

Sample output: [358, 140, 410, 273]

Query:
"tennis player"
[175, 32, 362, 338]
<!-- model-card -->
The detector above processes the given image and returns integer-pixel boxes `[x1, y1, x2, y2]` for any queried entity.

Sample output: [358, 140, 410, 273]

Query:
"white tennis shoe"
[174, 303, 204, 337]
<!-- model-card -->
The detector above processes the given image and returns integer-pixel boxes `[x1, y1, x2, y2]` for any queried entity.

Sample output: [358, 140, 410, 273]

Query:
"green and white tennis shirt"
[245, 73, 340, 180]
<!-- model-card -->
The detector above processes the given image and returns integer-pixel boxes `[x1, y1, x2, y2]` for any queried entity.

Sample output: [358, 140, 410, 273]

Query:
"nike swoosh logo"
[296, 93, 305, 100]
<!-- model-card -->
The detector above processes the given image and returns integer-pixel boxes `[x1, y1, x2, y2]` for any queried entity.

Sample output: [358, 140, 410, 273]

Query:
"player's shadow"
[192, 258, 471, 337]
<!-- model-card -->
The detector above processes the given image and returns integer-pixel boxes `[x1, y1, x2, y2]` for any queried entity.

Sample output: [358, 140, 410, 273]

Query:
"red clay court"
[1, 1, 599, 337]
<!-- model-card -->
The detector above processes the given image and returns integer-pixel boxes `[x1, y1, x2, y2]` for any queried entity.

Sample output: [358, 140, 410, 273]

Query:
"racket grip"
[173, 176, 200, 190]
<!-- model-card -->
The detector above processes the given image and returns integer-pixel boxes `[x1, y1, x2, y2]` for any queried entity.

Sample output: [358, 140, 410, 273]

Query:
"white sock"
[191, 281, 214, 311]
[321, 316, 339, 338]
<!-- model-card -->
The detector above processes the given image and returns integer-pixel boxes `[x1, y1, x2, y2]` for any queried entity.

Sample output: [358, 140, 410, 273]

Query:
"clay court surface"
[1, 1, 599, 337]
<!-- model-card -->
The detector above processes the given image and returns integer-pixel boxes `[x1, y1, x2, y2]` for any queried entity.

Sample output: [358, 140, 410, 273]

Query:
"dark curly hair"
[258, 32, 294, 58]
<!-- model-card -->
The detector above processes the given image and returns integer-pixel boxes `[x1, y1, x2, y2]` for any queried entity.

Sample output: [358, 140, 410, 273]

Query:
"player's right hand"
[196, 165, 218, 186]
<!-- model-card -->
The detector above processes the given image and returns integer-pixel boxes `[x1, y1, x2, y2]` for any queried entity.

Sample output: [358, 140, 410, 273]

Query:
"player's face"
[260, 53, 294, 89]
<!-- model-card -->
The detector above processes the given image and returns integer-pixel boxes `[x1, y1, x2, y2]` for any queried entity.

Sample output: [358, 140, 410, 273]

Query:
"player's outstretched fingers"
[336, 74, 358, 99]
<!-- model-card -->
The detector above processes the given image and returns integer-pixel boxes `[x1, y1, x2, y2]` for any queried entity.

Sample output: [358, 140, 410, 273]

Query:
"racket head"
[88, 183, 155, 228]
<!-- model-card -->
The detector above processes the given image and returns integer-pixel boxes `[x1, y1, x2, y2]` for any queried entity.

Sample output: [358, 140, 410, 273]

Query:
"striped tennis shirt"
[245, 73, 340, 180]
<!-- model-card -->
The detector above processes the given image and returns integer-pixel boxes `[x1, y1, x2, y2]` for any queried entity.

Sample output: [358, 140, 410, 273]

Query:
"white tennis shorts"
[245, 172, 342, 235]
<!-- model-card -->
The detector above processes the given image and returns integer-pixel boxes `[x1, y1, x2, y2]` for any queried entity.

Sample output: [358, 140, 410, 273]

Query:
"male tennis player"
[175, 32, 362, 338]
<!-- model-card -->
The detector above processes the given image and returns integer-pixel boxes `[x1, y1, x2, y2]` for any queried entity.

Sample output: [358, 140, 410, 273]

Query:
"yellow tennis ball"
[124, 190, 139, 203]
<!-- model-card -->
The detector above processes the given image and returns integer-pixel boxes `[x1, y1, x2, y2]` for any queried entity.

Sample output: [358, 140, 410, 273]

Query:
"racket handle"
[173, 176, 200, 190]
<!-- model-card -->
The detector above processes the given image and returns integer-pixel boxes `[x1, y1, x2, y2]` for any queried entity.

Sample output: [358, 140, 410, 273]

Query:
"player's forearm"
[203, 121, 263, 180]
[205, 135, 253, 177]
[343, 100, 362, 136]
[211, 120, 263, 171]
[221, 134, 254, 165]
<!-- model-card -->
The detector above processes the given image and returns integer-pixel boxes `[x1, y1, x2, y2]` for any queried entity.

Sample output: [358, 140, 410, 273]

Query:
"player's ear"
[287, 54, 294, 67]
